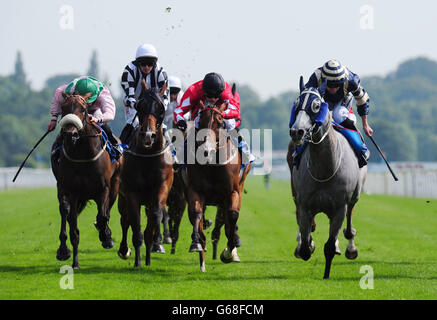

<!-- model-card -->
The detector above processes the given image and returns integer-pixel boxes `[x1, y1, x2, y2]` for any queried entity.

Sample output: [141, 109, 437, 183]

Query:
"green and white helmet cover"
[64, 76, 104, 103]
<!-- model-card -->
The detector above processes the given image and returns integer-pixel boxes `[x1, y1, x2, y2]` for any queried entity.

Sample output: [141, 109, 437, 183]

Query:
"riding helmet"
[202, 72, 225, 97]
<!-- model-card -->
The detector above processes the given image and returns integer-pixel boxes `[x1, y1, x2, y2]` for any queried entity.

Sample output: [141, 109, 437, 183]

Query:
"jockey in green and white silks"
[48, 76, 123, 157]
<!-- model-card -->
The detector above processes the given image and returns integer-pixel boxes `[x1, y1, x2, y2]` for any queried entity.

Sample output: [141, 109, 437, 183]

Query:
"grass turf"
[0, 176, 436, 299]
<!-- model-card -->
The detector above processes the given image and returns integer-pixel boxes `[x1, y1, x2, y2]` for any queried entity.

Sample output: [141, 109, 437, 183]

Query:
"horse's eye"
[311, 99, 321, 113]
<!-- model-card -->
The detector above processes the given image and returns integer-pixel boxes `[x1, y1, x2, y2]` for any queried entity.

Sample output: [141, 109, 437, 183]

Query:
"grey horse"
[288, 76, 367, 279]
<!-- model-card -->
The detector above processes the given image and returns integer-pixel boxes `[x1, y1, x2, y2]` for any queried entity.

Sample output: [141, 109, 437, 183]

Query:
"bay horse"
[288, 76, 367, 279]
[186, 98, 251, 272]
[117, 80, 174, 267]
[51, 93, 122, 269]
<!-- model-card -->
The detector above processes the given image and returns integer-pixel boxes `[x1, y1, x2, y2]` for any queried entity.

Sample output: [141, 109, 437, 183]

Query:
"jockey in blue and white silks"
[305, 59, 372, 165]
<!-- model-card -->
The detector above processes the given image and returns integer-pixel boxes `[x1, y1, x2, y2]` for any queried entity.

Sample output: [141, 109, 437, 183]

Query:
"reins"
[306, 127, 343, 183]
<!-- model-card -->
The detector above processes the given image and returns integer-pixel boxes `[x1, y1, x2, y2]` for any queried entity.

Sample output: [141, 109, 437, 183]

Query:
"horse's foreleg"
[168, 200, 185, 254]
[148, 204, 165, 259]
[66, 198, 80, 269]
[343, 204, 358, 260]
[212, 207, 225, 260]
[56, 192, 71, 261]
[117, 195, 131, 260]
[95, 187, 113, 249]
[296, 208, 315, 261]
[323, 206, 347, 279]
[220, 191, 241, 264]
[127, 197, 142, 267]
[161, 207, 172, 244]
[187, 193, 204, 253]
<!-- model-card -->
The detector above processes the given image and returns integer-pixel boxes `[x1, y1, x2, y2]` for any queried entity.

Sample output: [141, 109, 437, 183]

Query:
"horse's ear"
[231, 83, 236, 97]
[160, 81, 168, 96]
[299, 76, 305, 93]
[318, 78, 327, 96]
[141, 79, 150, 92]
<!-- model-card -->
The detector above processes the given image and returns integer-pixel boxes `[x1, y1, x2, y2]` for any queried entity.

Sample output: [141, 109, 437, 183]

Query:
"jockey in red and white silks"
[174, 77, 241, 131]
[174, 72, 255, 164]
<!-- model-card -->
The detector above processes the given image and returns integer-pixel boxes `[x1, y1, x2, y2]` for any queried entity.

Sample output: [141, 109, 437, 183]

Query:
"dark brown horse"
[51, 93, 122, 269]
[186, 100, 251, 272]
[117, 80, 174, 267]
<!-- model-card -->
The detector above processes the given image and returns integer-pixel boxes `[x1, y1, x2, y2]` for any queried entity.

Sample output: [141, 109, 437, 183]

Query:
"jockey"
[164, 75, 186, 129]
[120, 43, 169, 144]
[174, 72, 255, 164]
[304, 59, 372, 166]
[47, 76, 123, 158]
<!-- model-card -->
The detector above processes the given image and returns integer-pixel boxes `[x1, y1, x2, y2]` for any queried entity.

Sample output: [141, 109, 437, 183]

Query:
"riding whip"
[12, 130, 51, 182]
[368, 135, 398, 181]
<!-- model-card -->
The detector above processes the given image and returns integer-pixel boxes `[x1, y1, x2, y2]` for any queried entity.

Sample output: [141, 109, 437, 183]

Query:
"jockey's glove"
[176, 120, 187, 131]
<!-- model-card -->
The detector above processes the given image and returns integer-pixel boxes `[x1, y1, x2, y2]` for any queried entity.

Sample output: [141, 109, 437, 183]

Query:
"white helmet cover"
[168, 76, 182, 89]
[135, 44, 158, 60]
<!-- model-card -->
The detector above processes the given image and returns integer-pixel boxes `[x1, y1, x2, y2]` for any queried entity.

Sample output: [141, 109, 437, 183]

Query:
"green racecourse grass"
[0, 176, 436, 300]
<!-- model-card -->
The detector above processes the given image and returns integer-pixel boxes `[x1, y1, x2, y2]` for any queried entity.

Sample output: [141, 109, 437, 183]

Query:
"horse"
[117, 80, 174, 267]
[288, 76, 367, 279]
[164, 122, 214, 256]
[185, 98, 251, 272]
[51, 93, 122, 269]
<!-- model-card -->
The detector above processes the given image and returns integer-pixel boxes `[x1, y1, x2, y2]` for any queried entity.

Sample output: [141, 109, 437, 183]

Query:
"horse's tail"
[232, 83, 236, 97]
[77, 200, 89, 215]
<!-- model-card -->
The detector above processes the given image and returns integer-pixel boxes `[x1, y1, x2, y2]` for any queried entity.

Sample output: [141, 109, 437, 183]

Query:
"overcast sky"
[1, 0, 436, 100]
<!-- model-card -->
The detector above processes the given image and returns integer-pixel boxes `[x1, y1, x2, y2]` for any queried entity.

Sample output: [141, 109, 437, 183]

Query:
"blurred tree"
[87, 50, 100, 78]
[45, 74, 80, 90]
[10, 51, 27, 86]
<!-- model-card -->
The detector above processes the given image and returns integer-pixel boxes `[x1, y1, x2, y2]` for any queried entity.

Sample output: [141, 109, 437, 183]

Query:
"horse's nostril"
[297, 129, 304, 137]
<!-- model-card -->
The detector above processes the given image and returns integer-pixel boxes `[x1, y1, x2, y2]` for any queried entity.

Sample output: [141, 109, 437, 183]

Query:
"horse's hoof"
[151, 244, 165, 254]
[163, 237, 173, 244]
[220, 247, 240, 263]
[345, 249, 358, 260]
[72, 262, 80, 269]
[189, 242, 203, 253]
[56, 247, 71, 261]
[118, 248, 131, 260]
[102, 239, 114, 249]
[294, 247, 301, 259]
[200, 261, 206, 272]
[203, 219, 212, 229]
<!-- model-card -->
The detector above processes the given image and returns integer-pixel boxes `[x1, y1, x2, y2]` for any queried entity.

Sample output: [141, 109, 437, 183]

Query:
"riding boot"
[101, 123, 124, 157]
[340, 119, 370, 168]
[237, 134, 256, 165]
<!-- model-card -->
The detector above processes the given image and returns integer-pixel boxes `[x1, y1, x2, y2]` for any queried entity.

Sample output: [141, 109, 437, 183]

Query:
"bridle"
[125, 90, 170, 158]
[60, 95, 106, 162]
[295, 89, 329, 145]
